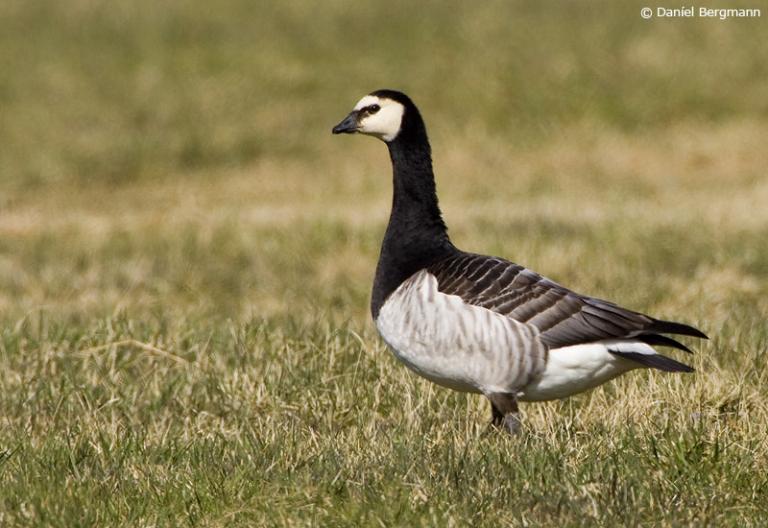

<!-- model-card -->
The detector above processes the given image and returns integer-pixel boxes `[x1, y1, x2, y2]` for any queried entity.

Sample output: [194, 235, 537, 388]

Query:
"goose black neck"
[371, 120, 454, 319]
[387, 134, 448, 243]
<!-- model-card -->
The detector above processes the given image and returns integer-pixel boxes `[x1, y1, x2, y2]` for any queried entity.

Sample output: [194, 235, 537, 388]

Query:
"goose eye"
[368, 104, 381, 114]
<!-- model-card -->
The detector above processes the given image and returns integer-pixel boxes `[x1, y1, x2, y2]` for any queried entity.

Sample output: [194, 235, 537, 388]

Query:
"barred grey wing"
[427, 253, 707, 350]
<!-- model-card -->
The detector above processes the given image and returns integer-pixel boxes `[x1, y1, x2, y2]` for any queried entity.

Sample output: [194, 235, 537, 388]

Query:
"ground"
[1, 1, 767, 526]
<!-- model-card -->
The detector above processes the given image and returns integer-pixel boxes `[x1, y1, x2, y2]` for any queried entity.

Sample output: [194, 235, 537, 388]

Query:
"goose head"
[332, 90, 419, 143]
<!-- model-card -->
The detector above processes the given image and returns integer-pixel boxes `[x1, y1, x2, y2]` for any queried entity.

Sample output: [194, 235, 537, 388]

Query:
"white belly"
[374, 270, 547, 395]
[517, 340, 645, 401]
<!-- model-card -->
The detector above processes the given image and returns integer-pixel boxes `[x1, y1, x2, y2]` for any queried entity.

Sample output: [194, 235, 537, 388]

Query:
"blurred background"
[1, 0, 766, 322]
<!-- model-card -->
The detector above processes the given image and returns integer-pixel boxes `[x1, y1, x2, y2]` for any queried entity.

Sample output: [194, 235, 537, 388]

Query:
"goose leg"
[488, 393, 521, 435]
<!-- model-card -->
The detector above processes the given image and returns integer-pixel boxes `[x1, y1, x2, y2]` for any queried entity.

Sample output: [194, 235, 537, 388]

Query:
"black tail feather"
[636, 333, 694, 354]
[609, 350, 694, 373]
[649, 319, 708, 340]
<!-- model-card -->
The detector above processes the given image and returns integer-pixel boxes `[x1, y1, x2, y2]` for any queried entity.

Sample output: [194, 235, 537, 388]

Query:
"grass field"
[1, 1, 767, 526]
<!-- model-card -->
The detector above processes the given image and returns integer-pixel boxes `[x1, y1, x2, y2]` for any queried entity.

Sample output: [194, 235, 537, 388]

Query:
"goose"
[331, 89, 707, 434]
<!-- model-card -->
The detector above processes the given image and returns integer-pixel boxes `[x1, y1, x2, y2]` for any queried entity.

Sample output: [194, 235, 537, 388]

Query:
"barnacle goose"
[332, 89, 707, 434]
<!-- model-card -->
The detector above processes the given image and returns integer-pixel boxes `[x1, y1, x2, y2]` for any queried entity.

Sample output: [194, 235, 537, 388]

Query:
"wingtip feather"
[650, 319, 708, 340]
[609, 350, 695, 373]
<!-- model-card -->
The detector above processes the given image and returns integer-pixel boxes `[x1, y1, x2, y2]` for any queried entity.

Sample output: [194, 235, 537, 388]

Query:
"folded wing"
[427, 252, 707, 350]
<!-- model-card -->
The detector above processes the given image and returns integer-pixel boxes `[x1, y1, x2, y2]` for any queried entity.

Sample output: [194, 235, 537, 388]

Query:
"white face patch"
[353, 95, 405, 142]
